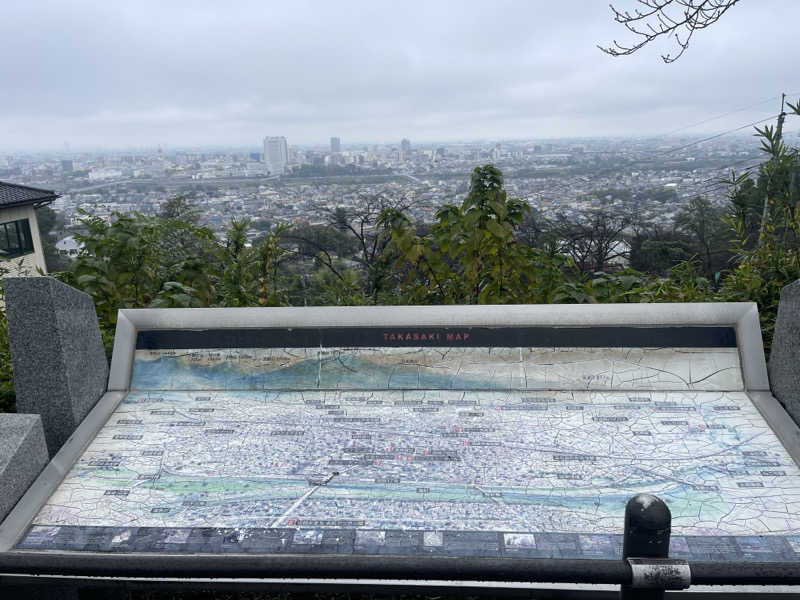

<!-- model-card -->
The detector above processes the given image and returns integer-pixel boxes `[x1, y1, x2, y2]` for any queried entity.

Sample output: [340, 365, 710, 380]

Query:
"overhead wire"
[663, 96, 780, 136]
[663, 91, 800, 137]
[699, 162, 764, 193]
[698, 156, 764, 184]
[598, 92, 800, 199]
[692, 99, 800, 193]
[659, 114, 780, 155]
[654, 90, 800, 156]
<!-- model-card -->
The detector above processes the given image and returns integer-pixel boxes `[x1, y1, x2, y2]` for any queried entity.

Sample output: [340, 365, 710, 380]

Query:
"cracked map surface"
[130, 346, 743, 391]
[17, 341, 800, 561]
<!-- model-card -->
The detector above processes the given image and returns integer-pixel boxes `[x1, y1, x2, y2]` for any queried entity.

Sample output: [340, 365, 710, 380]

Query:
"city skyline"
[1, 1, 799, 151]
[0, 129, 772, 157]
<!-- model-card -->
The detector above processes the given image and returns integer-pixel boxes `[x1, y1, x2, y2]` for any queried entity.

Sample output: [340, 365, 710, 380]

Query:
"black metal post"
[620, 493, 672, 600]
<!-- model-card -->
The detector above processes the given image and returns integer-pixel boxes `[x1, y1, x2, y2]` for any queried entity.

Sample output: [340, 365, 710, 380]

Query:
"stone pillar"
[0, 414, 48, 522]
[769, 279, 800, 425]
[4, 277, 108, 456]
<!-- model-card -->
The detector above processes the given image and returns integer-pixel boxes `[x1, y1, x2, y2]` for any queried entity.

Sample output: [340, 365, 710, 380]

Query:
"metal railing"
[2, 494, 800, 597]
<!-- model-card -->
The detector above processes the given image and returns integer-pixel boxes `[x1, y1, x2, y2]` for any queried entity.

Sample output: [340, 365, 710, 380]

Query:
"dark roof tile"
[0, 181, 59, 208]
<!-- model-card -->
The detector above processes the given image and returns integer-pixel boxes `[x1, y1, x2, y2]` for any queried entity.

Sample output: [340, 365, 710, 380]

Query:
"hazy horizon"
[2, 131, 767, 157]
[2, 0, 799, 152]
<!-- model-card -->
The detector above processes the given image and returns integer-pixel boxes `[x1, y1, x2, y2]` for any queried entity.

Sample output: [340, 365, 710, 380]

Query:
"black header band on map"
[136, 326, 737, 350]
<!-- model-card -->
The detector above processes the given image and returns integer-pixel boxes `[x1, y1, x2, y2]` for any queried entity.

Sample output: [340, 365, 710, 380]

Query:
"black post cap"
[623, 493, 672, 559]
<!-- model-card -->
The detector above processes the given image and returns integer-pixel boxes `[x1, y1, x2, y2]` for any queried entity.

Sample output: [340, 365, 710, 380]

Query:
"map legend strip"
[136, 326, 738, 350]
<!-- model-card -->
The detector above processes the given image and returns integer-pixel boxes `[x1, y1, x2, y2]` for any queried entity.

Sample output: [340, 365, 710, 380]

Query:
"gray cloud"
[1, 0, 797, 150]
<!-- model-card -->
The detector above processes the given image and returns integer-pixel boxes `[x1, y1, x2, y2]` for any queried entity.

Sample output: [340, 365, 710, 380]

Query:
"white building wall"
[0, 204, 48, 277]
[263, 136, 288, 175]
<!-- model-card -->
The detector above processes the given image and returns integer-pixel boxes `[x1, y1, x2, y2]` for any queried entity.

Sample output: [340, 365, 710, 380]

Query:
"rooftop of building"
[0, 181, 59, 209]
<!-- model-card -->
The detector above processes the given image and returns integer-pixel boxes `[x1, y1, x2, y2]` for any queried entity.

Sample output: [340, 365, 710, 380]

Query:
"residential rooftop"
[0, 181, 59, 209]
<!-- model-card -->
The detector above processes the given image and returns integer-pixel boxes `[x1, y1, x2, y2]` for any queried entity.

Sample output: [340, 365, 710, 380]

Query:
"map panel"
[16, 325, 800, 562]
[18, 386, 800, 561]
[131, 346, 743, 392]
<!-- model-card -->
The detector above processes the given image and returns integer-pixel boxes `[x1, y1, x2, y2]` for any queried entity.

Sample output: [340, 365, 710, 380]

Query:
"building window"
[0, 219, 35, 259]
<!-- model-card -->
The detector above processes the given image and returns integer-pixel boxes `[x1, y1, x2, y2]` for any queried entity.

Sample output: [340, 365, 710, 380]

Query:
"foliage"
[0, 265, 27, 413]
[35, 205, 73, 272]
[36, 205, 61, 234]
[0, 314, 15, 413]
[673, 195, 732, 280]
[629, 226, 694, 275]
[554, 210, 630, 274]
[727, 176, 763, 245]
[159, 194, 201, 223]
[716, 98, 800, 353]
[718, 217, 800, 355]
[384, 165, 548, 304]
[72, 212, 219, 328]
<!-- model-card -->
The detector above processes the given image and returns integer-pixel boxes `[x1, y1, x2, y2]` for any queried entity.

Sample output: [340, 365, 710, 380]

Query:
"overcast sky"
[2, 0, 798, 151]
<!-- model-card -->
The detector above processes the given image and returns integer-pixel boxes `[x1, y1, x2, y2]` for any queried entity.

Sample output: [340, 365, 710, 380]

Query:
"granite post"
[769, 279, 800, 425]
[4, 277, 109, 456]
[0, 414, 48, 522]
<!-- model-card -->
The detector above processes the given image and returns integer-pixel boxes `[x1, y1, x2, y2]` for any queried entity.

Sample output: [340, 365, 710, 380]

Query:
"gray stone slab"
[4, 277, 109, 456]
[769, 279, 800, 425]
[0, 414, 48, 523]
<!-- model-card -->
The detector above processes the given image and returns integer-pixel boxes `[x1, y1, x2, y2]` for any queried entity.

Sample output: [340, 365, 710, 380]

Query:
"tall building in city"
[330, 137, 341, 154]
[263, 136, 288, 174]
[401, 138, 411, 154]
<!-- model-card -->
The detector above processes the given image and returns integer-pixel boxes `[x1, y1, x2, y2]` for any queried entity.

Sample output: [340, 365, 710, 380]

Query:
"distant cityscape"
[0, 134, 766, 252]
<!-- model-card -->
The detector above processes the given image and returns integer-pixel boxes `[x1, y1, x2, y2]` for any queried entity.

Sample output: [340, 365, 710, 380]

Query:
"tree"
[555, 210, 630, 273]
[629, 226, 694, 275]
[674, 195, 732, 279]
[35, 205, 72, 272]
[753, 116, 800, 247]
[726, 99, 800, 249]
[516, 206, 554, 249]
[219, 218, 252, 307]
[252, 227, 291, 306]
[718, 98, 800, 354]
[727, 175, 763, 246]
[599, 0, 740, 63]
[159, 194, 200, 223]
[35, 205, 61, 235]
[71, 211, 220, 328]
[0, 312, 15, 413]
[327, 192, 410, 303]
[384, 165, 556, 304]
[284, 223, 357, 267]
[218, 219, 292, 308]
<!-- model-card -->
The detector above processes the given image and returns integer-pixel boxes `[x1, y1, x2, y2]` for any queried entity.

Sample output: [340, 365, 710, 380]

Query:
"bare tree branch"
[598, 0, 739, 63]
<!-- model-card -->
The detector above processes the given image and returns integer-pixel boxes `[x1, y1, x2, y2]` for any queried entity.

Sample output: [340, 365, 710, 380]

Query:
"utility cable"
[660, 114, 780, 154]
[696, 157, 764, 185]
[664, 96, 780, 136]
[663, 91, 800, 137]
[699, 163, 764, 193]
[659, 92, 800, 154]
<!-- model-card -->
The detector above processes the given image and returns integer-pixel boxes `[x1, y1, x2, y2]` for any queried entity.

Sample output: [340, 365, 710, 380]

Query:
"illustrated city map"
[16, 326, 800, 561]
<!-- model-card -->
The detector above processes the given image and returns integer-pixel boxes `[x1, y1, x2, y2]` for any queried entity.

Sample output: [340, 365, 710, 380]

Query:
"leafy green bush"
[0, 315, 16, 413]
